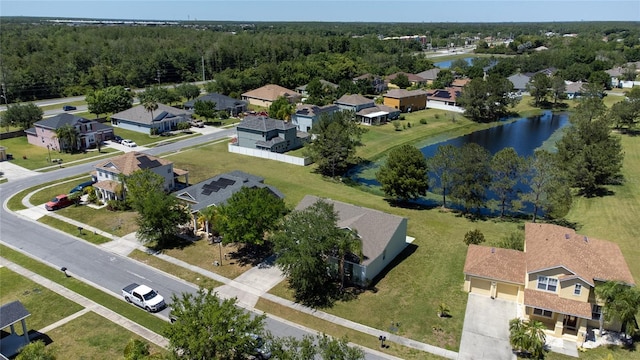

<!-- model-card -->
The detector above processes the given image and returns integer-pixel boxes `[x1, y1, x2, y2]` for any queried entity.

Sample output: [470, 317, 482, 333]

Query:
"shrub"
[407, 122, 412, 128]
[464, 229, 485, 246]
[392, 120, 401, 131]
[399, 115, 406, 120]
[420, 118, 428, 124]
[106, 199, 130, 211]
[177, 122, 191, 130]
[434, 113, 440, 119]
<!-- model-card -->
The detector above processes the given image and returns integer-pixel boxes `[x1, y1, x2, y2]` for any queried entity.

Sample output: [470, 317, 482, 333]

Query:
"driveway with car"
[458, 293, 517, 360]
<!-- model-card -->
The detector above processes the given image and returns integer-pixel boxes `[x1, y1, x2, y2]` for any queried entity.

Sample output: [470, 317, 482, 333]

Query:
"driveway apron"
[458, 293, 517, 360]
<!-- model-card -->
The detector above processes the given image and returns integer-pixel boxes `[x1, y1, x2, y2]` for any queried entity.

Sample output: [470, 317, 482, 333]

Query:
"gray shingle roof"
[294, 195, 406, 266]
[237, 116, 296, 132]
[183, 93, 248, 110]
[34, 113, 90, 130]
[294, 104, 339, 117]
[416, 68, 441, 80]
[0, 301, 30, 329]
[111, 104, 190, 125]
[174, 170, 284, 212]
[335, 94, 374, 106]
[508, 73, 532, 90]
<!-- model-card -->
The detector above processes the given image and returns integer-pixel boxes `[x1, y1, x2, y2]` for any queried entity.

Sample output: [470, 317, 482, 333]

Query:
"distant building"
[184, 93, 248, 117]
[25, 113, 114, 151]
[241, 84, 301, 108]
[110, 104, 191, 135]
[383, 89, 428, 113]
[235, 115, 308, 153]
[291, 104, 339, 132]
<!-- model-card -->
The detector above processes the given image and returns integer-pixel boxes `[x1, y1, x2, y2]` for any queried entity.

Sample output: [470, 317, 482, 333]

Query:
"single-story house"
[235, 115, 308, 153]
[295, 80, 338, 97]
[383, 89, 428, 113]
[290, 104, 340, 132]
[241, 84, 301, 108]
[175, 170, 284, 230]
[356, 104, 400, 125]
[183, 93, 248, 117]
[451, 78, 471, 88]
[426, 88, 462, 106]
[0, 301, 31, 359]
[564, 81, 587, 99]
[463, 223, 635, 343]
[110, 104, 191, 135]
[415, 68, 441, 85]
[92, 151, 188, 202]
[385, 72, 427, 89]
[334, 94, 375, 113]
[25, 113, 114, 151]
[295, 195, 409, 286]
[508, 73, 532, 92]
[352, 73, 387, 93]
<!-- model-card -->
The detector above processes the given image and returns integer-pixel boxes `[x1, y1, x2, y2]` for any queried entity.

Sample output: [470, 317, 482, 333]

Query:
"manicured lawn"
[129, 249, 223, 289]
[46, 311, 166, 359]
[29, 176, 94, 205]
[544, 344, 640, 360]
[6, 175, 91, 211]
[0, 136, 117, 170]
[0, 267, 84, 331]
[38, 215, 112, 245]
[56, 206, 139, 238]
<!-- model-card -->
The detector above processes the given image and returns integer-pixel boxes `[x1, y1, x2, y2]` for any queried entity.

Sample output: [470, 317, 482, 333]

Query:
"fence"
[425, 102, 465, 113]
[228, 143, 312, 166]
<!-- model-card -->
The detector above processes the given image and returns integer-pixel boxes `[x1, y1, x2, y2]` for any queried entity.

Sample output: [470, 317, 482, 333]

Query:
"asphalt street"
[0, 128, 393, 360]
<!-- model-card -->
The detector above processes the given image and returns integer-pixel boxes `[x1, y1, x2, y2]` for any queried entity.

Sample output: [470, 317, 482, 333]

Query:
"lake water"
[434, 57, 474, 69]
[349, 111, 570, 213]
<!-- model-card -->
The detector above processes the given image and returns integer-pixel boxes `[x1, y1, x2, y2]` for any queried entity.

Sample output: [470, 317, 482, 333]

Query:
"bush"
[86, 188, 98, 204]
[177, 122, 191, 130]
[419, 118, 428, 124]
[434, 113, 440, 120]
[399, 115, 406, 120]
[392, 120, 401, 131]
[498, 231, 524, 251]
[407, 122, 411, 128]
[106, 199, 130, 211]
[464, 229, 485, 246]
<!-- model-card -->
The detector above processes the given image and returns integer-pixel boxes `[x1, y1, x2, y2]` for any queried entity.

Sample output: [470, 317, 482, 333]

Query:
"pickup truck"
[122, 283, 166, 312]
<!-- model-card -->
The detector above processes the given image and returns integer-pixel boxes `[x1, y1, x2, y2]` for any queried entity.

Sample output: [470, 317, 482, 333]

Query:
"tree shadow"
[227, 243, 273, 267]
[384, 198, 440, 211]
[148, 235, 195, 253]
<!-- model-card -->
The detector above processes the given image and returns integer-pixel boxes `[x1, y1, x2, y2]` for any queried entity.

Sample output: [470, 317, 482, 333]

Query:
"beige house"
[241, 84, 301, 108]
[463, 223, 635, 343]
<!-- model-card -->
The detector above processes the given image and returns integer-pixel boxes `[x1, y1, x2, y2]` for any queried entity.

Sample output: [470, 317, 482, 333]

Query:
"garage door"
[470, 278, 491, 296]
[496, 283, 519, 301]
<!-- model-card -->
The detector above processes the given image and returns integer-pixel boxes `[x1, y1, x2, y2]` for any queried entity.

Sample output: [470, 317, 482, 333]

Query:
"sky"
[1, 0, 639, 23]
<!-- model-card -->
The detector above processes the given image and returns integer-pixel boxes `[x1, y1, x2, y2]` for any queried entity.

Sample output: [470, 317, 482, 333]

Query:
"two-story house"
[290, 104, 339, 132]
[92, 152, 188, 202]
[352, 74, 387, 94]
[241, 84, 301, 108]
[383, 89, 428, 113]
[26, 113, 114, 151]
[463, 223, 635, 343]
[334, 94, 375, 113]
[235, 115, 308, 153]
[385, 72, 427, 89]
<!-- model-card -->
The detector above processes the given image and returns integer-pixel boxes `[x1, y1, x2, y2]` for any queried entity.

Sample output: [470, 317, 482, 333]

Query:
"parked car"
[69, 180, 96, 194]
[122, 283, 166, 312]
[121, 139, 137, 147]
[45, 194, 73, 211]
[113, 135, 123, 144]
[62, 105, 77, 111]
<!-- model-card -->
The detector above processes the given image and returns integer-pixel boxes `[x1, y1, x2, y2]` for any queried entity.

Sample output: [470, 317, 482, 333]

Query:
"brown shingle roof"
[93, 179, 120, 193]
[384, 89, 427, 99]
[463, 245, 526, 284]
[524, 289, 592, 318]
[386, 72, 426, 83]
[95, 152, 172, 176]
[242, 84, 300, 102]
[525, 223, 635, 286]
[451, 79, 471, 88]
[335, 94, 374, 106]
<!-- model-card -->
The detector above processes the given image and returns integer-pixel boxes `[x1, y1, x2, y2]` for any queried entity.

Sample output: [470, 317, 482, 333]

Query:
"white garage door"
[470, 278, 491, 296]
[496, 283, 519, 301]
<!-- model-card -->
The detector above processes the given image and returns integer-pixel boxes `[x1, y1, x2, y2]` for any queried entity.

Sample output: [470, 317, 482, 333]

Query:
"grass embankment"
[38, 216, 112, 245]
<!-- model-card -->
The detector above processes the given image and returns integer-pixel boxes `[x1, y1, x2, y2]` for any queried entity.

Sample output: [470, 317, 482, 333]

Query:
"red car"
[45, 194, 72, 211]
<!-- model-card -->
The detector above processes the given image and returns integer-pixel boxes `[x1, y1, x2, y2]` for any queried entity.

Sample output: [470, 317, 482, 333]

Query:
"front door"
[563, 315, 577, 331]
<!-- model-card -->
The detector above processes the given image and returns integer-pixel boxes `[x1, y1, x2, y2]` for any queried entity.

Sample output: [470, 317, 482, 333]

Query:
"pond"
[434, 57, 474, 69]
[349, 111, 570, 214]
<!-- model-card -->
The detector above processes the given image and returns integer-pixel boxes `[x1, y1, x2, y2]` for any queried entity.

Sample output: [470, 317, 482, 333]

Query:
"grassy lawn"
[6, 175, 91, 211]
[0, 267, 84, 331]
[544, 344, 640, 360]
[38, 215, 112, 245]
[129, 249, 223, 289]
[29, 176, 94, 205]
[56, 206, 139, 238]
[46, 311, 167, 359]
[0, 136, 117, 170]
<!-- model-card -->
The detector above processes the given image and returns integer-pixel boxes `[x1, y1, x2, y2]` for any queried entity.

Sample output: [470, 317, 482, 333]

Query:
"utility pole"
[201, 56, 205, 82]
[0, 83, 7, 106]
[156, 69, 161, 84]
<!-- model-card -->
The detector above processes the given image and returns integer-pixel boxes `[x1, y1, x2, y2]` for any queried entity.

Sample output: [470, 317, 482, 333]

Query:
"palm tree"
[143, 99, 158, 121]
[596, 281, 640, 337]
[509, 318, 546, 358]
[197, 206, 218, 240]
[54, 124, 79, 153]
[335, 228, 363, 290]
[509, 318, 528, 354]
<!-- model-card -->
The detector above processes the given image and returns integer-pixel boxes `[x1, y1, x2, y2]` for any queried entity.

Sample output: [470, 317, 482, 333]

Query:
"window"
[592, 305, 602, 320]
[537, 276, 558, 292]
[533, 308, 553, 318]
[167, 168, 171, 174]
[574, 284, 582, 296]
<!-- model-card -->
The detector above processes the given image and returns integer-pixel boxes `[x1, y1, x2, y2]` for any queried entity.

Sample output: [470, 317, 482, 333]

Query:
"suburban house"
[508, 73, 532, 92]
[356, 104, 400, 125]
[290, 104, 340, 132]
[451, 78, 471, 89]
[564, 81, 587, 99]
[335, 94, 375, 113]
[606, 63, 640, 88]
[352, 73, 387, 93]
[174, 170, 284, 230]
[295, 80, 339, 97]
[295, 195, 409, 286]
[241, 84, 301, 108]
[383, 89, 428, 112]
[26, 113, 114, 151]
[426, 87, 462, 106]
[110, 104, 191, 135]
[234, 115, 308, 153]
[183, 93, 248, 117]
[415, 68, 441, 85]
[385, 72, 427, 89]
[463, 223, 635, 343]
[92, 152, 189, 202]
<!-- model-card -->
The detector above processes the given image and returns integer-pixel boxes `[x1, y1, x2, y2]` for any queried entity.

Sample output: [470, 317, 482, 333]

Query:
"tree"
[457, 75, 517, 122]
[498, 231, 524, 251]
[197, 205, 218, 240]
[124, 169, 165, 206]
[85, 86, 134, 118]
[609, 87, 640, 130]
[335, 229, 362, 291]
[526, 73, 551, 107]
[193, 100, 217, 122]
[15, 340, 56, 360]
[0, 102, 43, 131]
[490, 147, 525, 218]
[269, 334, 364, 360]
[216, 187, 288, 246]
[509, 318, 546, 359]
[123, 339, 162, 360]
[305, 110, 367, 177]
[550, 74, 566, 105]
[164, 289, 266, 360]
[139, 86, 179, 105]
[376, 144, 429, 202]
[142, 99, 158, 121]
[432, 69, 454, 89]
[595, 281, 640, 337]
[428, 144, 458, 208]
[272, 199, 342, 306]
[463, 229, 485, 246]
[521, 150, 571, 223]
[451, 143, 491, 213]
[54, 124, 80, 153]
[390, 73, 411, 89]
[175, 83, 201, 100]
[269, 96, 295, 120]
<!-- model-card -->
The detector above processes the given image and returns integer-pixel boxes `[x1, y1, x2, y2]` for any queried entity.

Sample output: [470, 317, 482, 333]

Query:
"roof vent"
[565, 234, 570, 239]
[491, 247, 495, 254]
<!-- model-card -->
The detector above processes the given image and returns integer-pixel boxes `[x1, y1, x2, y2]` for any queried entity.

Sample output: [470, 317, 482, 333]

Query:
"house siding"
[361, 218, 408, 284]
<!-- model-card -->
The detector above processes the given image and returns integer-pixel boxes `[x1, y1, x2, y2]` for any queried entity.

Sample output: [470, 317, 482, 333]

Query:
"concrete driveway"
[458, 293, 517, 360]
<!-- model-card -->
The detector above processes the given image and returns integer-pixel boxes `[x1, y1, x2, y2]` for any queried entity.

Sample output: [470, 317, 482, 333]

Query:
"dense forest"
[0, 18, 638, 101]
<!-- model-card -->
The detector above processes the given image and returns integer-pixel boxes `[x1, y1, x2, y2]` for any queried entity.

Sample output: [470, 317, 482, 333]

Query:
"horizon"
[2, 1, 639, 23]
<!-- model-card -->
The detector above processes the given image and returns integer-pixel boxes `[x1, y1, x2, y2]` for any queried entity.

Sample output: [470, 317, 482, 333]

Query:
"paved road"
[0, 129, 395, 360]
